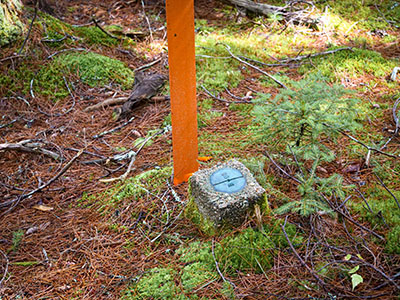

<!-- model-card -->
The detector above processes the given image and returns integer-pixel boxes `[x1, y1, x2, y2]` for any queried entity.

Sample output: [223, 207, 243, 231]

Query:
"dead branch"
[134, 57, 162, 72]
[212, 239, 236, 289]
[321, 194, 385, 241]
[47, 48, 88, 60]
[374, 172, 400, 209]
[201, 85, 252, 104]
[281, 217, 328, 291]
[219, 43, 288, 89]
[84, 95, 169, 112]
[93, 116, 136, 139]
[18, 0, 38, 55]
[279, 47, 353, 63]
[84, 97, 128, 112]
[224, 0, 319, 28]
[91, 18, 120, 40]
[0, 140, 61, 160]
[0, 250, 9, 289]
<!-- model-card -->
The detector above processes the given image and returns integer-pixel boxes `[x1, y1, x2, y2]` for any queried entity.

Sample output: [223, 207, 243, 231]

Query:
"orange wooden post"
[166, 0, 199, 185]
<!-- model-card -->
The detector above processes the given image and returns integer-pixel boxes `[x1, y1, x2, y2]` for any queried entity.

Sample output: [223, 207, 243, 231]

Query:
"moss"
[79, 166, 172, 215]
[185, 189, 217, 236]
[181, 262, 216, 293]
[0, 0, 24, 47]
[178, 220, 303, 275]
[122, 268, 185, 300]
[299, 48, 398, 82]
[317, 0, 400, 30]
[56, 52, 134, 88]
[217, 220, 303, 274]
[6, 52, 135, 101]
[74, 25, 119, 46]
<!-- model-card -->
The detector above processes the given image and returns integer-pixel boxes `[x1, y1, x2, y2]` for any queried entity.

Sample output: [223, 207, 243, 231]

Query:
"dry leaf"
[33, 205, 54, 212]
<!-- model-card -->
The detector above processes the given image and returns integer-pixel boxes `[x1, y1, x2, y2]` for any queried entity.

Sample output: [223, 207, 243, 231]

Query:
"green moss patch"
[299, 48, 398, 81]
[123, 221, 303, 299]
[122, 268, 186, 300]
[79, 166, 172, 215]
[56, 52, 134, 88]
[30, 52, 135, 100]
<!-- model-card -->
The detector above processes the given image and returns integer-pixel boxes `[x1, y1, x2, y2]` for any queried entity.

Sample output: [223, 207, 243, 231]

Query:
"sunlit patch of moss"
[299, 47, 398, 81]
[37, 12, 74, 48]
[9, 229, 24, 253]
[198, 98, 214, 110]
[318, 0, 400, 30]
[217, 221, 303, 274]
[351, 186, 400, 254]
[180, 261, 216, 293]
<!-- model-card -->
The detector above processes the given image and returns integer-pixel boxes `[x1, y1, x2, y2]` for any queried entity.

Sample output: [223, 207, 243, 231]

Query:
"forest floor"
[0, 0, 400, 299]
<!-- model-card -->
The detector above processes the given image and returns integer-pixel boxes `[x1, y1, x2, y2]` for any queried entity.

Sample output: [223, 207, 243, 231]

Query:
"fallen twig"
[374, 172, 400, 209]
[0, 250, 9, 289]
[264, 150, 301, 184]
[321, 194, 385, 240]
[134, 57, 162, 72]
[212, 239, 236, 289]
[18, 0, 38, 54]
[325, 124, 398, 159]
[0, 54, 25, 63]
[219, 43, 288, 89]
[91, 18, 120, 40]
[47, 48, 88, 60]
[201, 85, 252, 104]
[62, 76, 76, 115]
[141, 0, 153, 41]
[99, 126, 171, 182]
[279, 47, 353, 63]
[281, 217, 327, 291]
[93, 116, 135, 139]
[0, 119, 18, 129]
[84, 95, 169, 112]
[0, 140, 61, 160]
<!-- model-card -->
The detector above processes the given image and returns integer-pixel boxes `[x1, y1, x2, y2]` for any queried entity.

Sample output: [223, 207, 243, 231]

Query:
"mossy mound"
[33, 52, 135, 100]
[122, 221, 303, 299]
[56, 52, 135, 88]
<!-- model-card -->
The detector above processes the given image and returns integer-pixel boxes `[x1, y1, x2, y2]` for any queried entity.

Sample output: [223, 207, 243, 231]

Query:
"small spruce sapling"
[252, 74, 360, 162]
